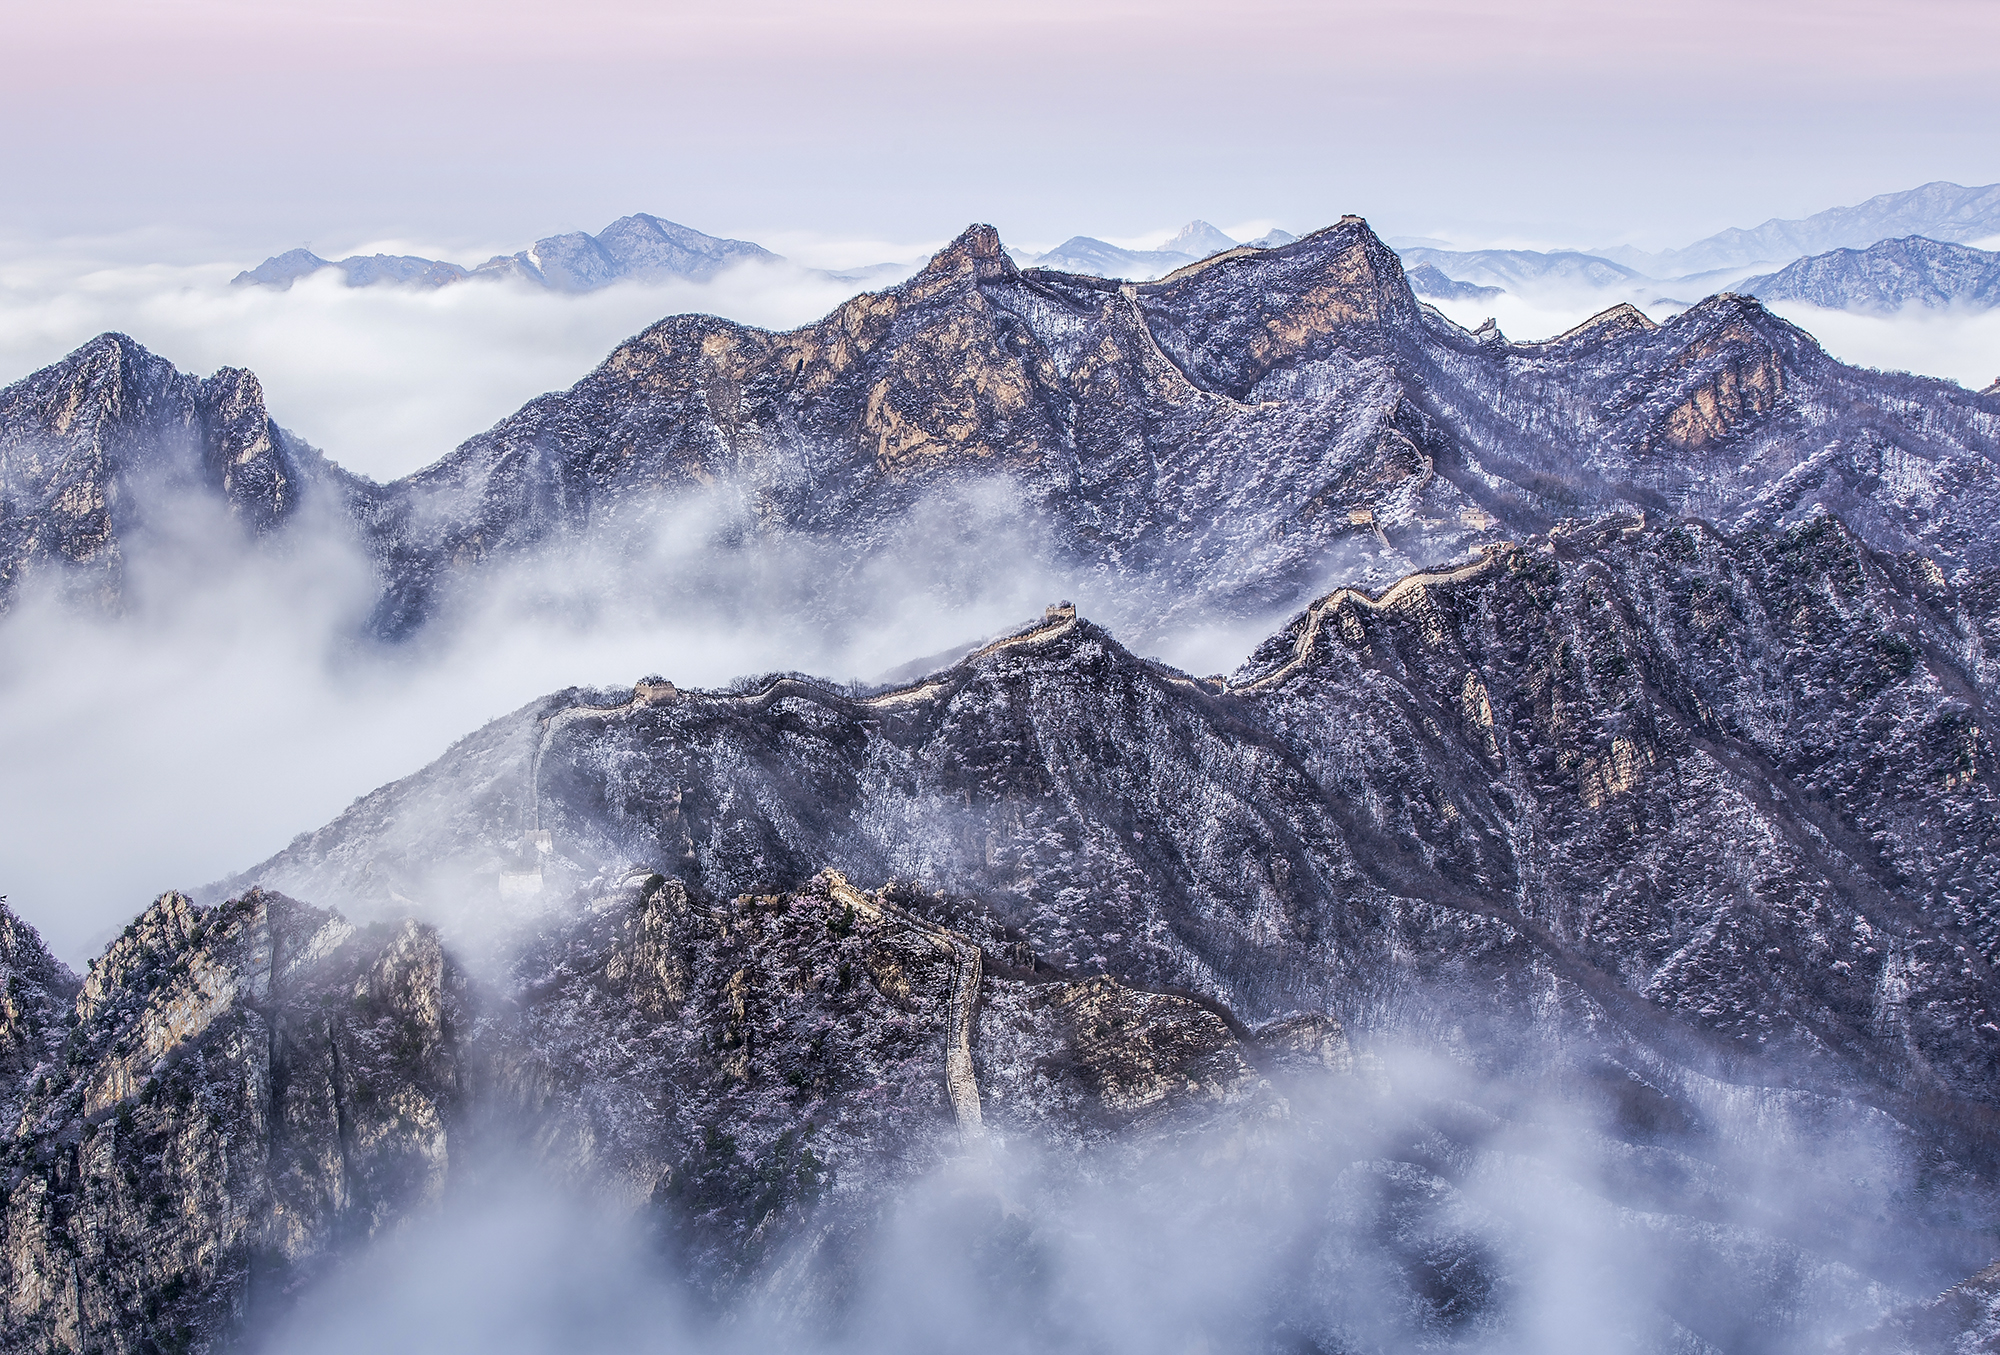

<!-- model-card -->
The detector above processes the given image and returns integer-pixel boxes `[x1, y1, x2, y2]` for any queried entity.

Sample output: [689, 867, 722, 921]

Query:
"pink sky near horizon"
[3, 0, 1996, 252]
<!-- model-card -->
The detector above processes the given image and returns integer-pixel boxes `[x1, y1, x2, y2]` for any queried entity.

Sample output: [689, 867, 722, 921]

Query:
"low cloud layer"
[249, 1046, 1989, 1354]
[0, 238, 929, 481]
[1761, 300, 2000, 390]
[1424, 287, 2000, 390]
[0, 474, 1093, 964]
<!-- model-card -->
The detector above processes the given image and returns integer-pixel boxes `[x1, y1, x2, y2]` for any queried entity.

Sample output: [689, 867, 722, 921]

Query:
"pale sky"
[4, 0, 1997, 255]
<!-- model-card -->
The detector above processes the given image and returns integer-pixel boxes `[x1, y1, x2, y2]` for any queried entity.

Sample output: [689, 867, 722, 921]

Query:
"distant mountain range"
[1397, 246, 1646, 293]
[1402, 263, 1502, 302]
[1601, 180, 2000, 275]
[233, 213, 1301, 294]
[1025, 220, 1297, 280]
[224, 180, 2000, 319]
[1743, 235, 2000, 313]
[1387, 181, 2000, 319]
[13, 216, 2000, 1352]
[232, 213, 902, 293]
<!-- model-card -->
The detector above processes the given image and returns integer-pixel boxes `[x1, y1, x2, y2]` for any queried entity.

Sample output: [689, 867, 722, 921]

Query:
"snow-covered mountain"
[1743, 235, 2000, 312]
[1603, 180, 2000, 275]
[232, 213, 792, 292]
[9, 213, 2000, 1353]
[1026, 220, 1297, 280]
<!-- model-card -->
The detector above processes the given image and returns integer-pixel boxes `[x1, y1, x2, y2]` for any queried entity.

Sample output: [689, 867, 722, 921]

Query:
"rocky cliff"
[0, 335, 356, 610]
[10, 211, 2000, 1351]
[0, 890, 466, 1352]
[9, 218, 1998, 648]
[0, 869, 1323, 1351]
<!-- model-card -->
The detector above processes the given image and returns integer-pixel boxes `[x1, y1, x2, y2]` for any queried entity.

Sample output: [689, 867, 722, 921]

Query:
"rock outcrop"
[10, 218, 1998, 647]
[0, 873, 1294, 1350]
[0, 334, 351, 609]
[0, 890, 465, 1353]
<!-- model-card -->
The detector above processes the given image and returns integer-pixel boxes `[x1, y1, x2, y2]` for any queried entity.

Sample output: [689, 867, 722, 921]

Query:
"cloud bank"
[0, 241, 925, 481]
[249, 1045, 1991, 1354]
[1423, 287, 2000, 391]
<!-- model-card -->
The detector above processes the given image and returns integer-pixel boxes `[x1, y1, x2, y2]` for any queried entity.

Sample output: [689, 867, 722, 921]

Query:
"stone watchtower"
[1045, 600, 1076, 621]
[634, 677, 680, 705]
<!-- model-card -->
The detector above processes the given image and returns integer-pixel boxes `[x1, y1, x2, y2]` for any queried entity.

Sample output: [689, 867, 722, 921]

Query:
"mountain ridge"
[8, 218, 2000, 656]
[1601, 180, 2000, 276]
[1744, 235, 2000, 312]
[231, 212, 788, 292]
[10, 216, 2000, 1347]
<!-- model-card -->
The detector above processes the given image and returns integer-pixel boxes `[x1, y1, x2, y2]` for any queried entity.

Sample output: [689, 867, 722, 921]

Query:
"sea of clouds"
[0, 230, 934, 480]
[3, 226, 1997, 964]
[248, 1045, 1989, 1354]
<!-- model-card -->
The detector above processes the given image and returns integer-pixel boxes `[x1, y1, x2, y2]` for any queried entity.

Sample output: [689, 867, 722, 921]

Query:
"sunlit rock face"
[228, 516, 2000, 1118]
[15, 504, 2000, 1347]
[6, 219, 1998, 647]
[0, 890, 465, 1353]
[0, 873, 1303, 1351]
[7, 214, 2000, 1351]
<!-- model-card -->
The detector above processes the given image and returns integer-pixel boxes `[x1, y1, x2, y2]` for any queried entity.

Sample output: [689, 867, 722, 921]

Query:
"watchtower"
[1045, 600, 1076, 621]
[634, 677, 680, 705]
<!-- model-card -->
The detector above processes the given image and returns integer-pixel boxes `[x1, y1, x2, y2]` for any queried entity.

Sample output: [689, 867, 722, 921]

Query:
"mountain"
[224, 521, 2000, 1119]
[16, 506, 1997, 1348]
[1605, 180, 2000, 275]
[228, 248, 473, 290]
[1403, 262, 1503, 302]
[1159, 219, 1239, 259]
[14, 217, 2000, 653]
[1025, 221, 1294, 280]
[292, 502, 2000, 1092]
[13, 214, 2000, 1350]
[0, 336, 353, 609]
[1394, 245, 1647, 292]
[478, 212, 781, 290]
[230, 213, 783, 292]
[1742, 235, 2000, 313]
[1024, 235, 1199, 279]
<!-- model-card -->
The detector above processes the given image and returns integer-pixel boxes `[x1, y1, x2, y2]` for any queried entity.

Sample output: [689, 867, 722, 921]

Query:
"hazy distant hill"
[1395, 246, 1644, 292]
[232, 213, 785, 292]
[1403, 262, 1502, 301]
[1605, 180, 2000, 275]
[1743, 235, 2000, 312]
[1028, 221, 1297, 280]
[20, 216, 2000, 647]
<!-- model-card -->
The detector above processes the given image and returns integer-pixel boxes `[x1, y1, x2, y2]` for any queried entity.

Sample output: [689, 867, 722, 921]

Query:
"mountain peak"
[230, 248, 333, 289]
[916, 224, 1016, 282]
[1161, 220, 1239, 259]
[1540, 303, 1659, 347]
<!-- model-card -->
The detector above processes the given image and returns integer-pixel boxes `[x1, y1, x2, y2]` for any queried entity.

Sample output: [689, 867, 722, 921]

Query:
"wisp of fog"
[250, 1042, 1989, 1354]
[1423, 287, 2000, 392]
[0, 235, 925, 481]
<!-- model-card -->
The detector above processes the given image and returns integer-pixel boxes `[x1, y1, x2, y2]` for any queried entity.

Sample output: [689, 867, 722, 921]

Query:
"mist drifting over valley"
[5, 0, 2000, 1348]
